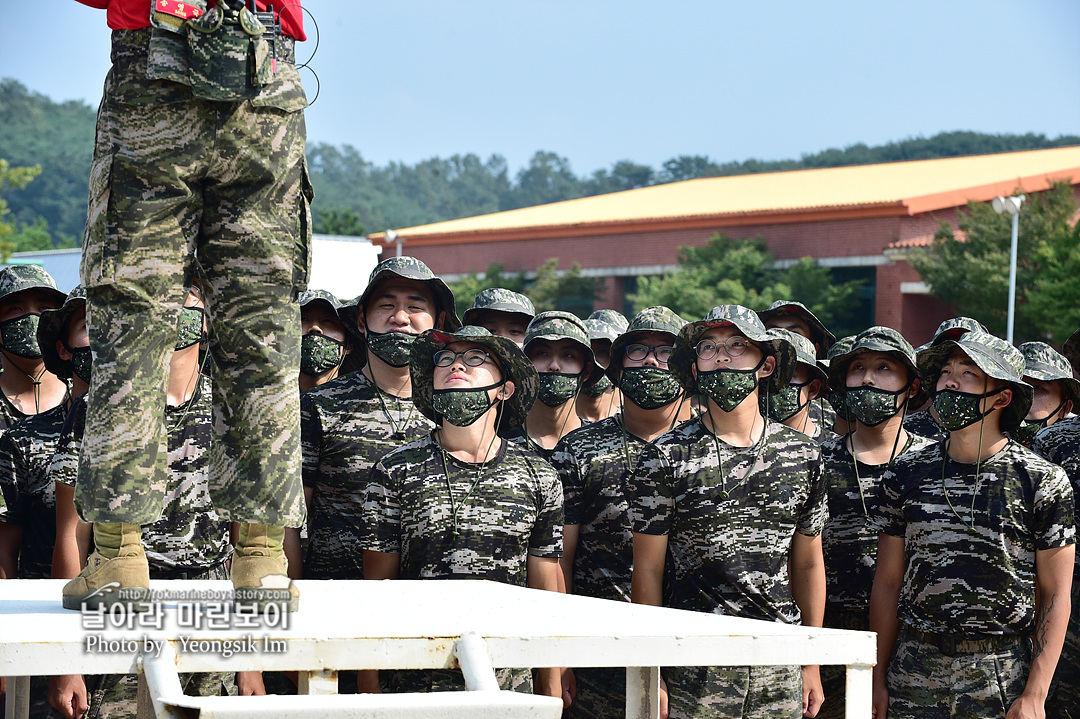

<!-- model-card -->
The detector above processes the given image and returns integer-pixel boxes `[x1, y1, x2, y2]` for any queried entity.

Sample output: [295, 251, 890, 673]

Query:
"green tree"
[0, 158, 42, 261]
[447, 263, 529, 317]
[526, 259, 601, 317]
[630, 234, 865, 333]
[8, 217, 52, 252]
[909, 181, 1078, 342]
[507, 152, 582, 210]
[1025, 221, 1080, 345]
[313, 208, 365, 236]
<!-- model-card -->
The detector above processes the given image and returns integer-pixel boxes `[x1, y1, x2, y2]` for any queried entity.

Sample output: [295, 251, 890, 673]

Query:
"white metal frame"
[0, 579, 875, 719]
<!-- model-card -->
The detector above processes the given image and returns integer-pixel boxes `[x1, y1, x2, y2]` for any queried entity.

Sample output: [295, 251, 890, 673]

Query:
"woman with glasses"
[551, 306, 690, 719]
[360, 326, 565, 701]
[629, 305, 827, 719]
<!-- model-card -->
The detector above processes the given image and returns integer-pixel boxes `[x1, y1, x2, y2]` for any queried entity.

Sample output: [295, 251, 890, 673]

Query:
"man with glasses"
[551, 307, 690, 719]
[630, 305, 827, 719]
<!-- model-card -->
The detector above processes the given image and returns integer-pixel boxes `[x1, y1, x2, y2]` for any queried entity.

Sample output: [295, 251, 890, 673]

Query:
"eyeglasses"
[625, 343, 674, 363]
[695, 336, 751, 360]
[433, 348, 491, 368]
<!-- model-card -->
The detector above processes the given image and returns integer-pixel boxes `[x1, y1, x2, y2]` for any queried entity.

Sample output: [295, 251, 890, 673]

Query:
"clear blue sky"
[2, 0, 1078, 176]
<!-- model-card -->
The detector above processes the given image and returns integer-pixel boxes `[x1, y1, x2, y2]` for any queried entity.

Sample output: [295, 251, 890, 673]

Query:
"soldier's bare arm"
[790, 531, 825, 717]
[560, 523, 579, 594]
[527, 556, 566, 702]
[1006, 544, 1075, 719]
[869, 533, 905, 719]
[52, 482, 84, 578]
[362, 550, 399, 580]
[630, 532, 667, 607]
[0, 523, 21, 578]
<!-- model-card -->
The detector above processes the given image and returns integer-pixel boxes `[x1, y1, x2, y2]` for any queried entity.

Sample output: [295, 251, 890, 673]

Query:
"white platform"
[0, 579, 876, 718]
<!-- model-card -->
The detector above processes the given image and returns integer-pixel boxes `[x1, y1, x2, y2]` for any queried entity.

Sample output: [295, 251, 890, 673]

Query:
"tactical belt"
[904, 626, 1026, 657]
[113, 27, 296, 64]
[823, 605, 869, 632]
[151, 562, 227, 581]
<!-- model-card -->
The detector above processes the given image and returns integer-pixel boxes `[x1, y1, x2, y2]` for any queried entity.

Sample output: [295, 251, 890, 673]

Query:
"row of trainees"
[1, 257, 1078, 719]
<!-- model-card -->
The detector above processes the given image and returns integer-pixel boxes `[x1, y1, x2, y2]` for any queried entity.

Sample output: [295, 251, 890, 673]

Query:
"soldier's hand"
[871, 682, 889, 719]
[49, 674, 88, 719]
[236, 671, 266, 696]
[659, 675, 669, 719]
[1005, 690, 1045, 719]
[561, 667, 576, 708]
[802, 664, 823, 717]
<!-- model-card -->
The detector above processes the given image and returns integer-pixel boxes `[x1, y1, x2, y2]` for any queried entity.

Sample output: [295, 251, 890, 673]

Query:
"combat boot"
[62, 523, 150, 610]
[232, 523, 299, 612]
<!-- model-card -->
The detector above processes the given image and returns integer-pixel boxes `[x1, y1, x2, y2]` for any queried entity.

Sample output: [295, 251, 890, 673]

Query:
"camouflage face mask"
[696, 356, 765, 413]
[300, 332, 345, 376]
[536, 372, 581, 407]
[70, 345, 92, 383]
[366, 329, 415, 367]
[933, 387, 1007, 431]
[764, 379, 814, 422]
[175, 306, 206, 351]
[432, 382, 503, 427]
[0, 313, 43, 359]
[620, 367, 682, 410]
[844, 383, 911, 427]
[1013, 400, 1065, 446]
[581, 373, 612, 398]
[829, 391, 855, 422]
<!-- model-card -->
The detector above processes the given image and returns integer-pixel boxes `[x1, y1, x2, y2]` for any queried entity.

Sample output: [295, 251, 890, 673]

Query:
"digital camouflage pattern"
[1030, 415, 1080, 719]
[1064, 326, 1080, 375]
[870, 440, 1074, 636]
[1017, 342, 1080, 440]
[550, 415, 647, 719]
[885, 629, 1030, 719]
[820, 433, 934, 615]
[38, 287, 88, 380]
[525, 311, 603, 387]
[903, 407, 945, 441]
[54, 377, 232, 571]
[340, 256, 462, 343]
[77, 27, 310, 526]
[619, 367, 682, 410]
[299, 289, 343, 311]
[827, 326, 927, 411]
[462, 288, 536, 326]
[411, 326, 538, 431]
[918, 331, 1033, 433]
[361, 431, 563, 586]
[757, 299, 836, 358]
[0, 404, 71, 578]
[300, 371, 433, 579]
[628, 418, 827, 622]
[606, 306, 685, 382]
[300, 333, 346, 376]
[585, 318, 621, 345]
[0, 313, 45, 359]
[0, 265, 67, 305]
[919, 316, 989, 351]
[587, 309, 629, 334]
[664, 664, 802, 719]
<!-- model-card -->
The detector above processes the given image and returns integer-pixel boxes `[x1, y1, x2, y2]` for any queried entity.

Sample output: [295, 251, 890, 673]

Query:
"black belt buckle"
[938, 634, 959, 656]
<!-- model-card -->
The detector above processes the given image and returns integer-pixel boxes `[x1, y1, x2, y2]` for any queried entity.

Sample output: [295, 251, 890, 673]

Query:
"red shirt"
[75, 0, 306, 41]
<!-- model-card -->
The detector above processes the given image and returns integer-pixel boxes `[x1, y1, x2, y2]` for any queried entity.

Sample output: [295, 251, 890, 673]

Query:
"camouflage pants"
[77, 29, 310, 526]
[568, 666, 624, 719]
[817, 607, 869, 719]
[1046, 583, 1080, 719]
[665, 664, 802, 719]
[83, 671, 234, 719]
[388, 668, 533, 694]
[886, 628, 1030, 719]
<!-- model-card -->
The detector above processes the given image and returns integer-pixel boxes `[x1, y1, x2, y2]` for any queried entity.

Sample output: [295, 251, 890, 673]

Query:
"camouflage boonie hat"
[1018, 341, 1080, 407]
[587, 309, 629, 334]
[827, 326, 928, 409]
[339, 256, 462, 348]
[757, 300, 836, 358]
[916, 316, 989, 352]
[1064, 327, 1080, 376]
[411, 326, 538, 431]
[462, 288, 535, 326]
[524, 311, 604, 387]
[299, 288, 343, 311]
[771, 328, 828, 383]
[918, 330, 1033, 432]
[670, 305, 796, 394]
[38, 286, 88, 379]
[607, 306, 687, 382]
[585, 318, 621, 344]
[0, 265, 66, 306]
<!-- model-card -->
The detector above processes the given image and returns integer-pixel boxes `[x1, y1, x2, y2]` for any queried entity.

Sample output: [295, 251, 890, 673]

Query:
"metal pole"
[1006, 210, 1019, 344]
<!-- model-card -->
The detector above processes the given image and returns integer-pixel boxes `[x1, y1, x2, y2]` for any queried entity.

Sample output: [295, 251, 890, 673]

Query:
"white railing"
[0, 579, 875, 719]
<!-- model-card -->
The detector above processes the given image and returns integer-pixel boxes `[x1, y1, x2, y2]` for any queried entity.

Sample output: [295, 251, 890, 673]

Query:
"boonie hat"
[587, 309, 629, 334]
[607, 306, 686, 383]
[828, 326, 927, 409]
[757, 300, 835, 358]
[524, 311, 603, 387]
[411, 325, 538, 431]
[1018, 341, 1080, 408]
[462, 288, 535, 326]
[0, 265, 66, 306]
[339, 256, 461, 342]
[38, 286, 87, 379]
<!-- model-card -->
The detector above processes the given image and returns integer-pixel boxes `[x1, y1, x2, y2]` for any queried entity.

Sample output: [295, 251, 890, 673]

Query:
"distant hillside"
[2, 77, 1078, 243]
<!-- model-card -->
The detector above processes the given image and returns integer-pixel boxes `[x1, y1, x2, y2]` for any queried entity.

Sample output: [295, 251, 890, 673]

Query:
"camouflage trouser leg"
[389, 668, 533, 694]
[77, 30, 309, 526]
[568, 666, 625, 719]
[665, 665, 802, 719]
[83, 671, 235, 719]
[886, 629, 1030, 719]
[1046, 584, 1080, 719]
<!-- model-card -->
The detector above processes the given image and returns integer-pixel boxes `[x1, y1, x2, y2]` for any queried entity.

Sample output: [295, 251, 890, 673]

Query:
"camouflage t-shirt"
[51, 377, 231, 571]
[820, 432, 934, 613]
[0, 403, 69, 578]
[300, 371, 433, 579]
[628, 418, 827, 623]
[1031, 414, 1080, 578]
[550, 415, 644, 603]
[870, 440, 1075, 635]
[361, 432, 563, 587]
[903, 406, 945, 441]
